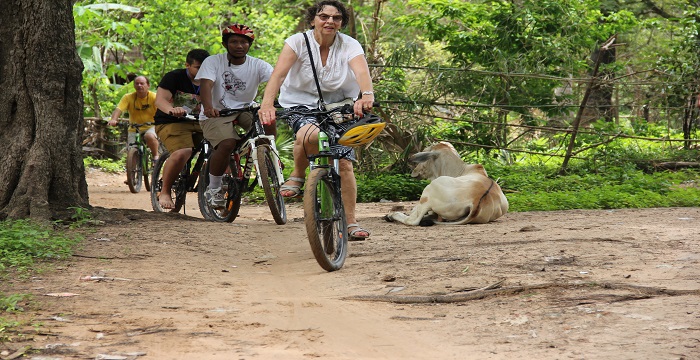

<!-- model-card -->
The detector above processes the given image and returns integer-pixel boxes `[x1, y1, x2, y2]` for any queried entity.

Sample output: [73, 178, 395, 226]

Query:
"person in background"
[153, 49, 210, 210]
[108, 75, 159, 167]
[197, 23, 274, 209]
[258, 0, 375, 241]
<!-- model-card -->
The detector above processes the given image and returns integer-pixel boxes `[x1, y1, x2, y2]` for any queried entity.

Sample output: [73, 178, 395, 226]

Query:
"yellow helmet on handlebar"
[338, 113, 386, 147]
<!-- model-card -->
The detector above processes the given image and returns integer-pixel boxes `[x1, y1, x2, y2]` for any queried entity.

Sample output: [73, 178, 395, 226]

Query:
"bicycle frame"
[309, 131, 338, 219]
[133, 132, 149, 172]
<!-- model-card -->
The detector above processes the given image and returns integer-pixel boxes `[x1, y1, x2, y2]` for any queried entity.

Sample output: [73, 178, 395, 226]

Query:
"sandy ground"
[1, 169, 699, 360]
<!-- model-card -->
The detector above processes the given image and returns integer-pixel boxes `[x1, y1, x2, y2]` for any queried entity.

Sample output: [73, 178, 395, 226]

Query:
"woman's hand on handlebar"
[259, 104, 277, 125]
[354, 96, 375, 117]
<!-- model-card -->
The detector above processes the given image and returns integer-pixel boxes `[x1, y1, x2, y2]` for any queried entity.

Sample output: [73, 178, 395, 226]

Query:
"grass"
[0, 210, 87, 343]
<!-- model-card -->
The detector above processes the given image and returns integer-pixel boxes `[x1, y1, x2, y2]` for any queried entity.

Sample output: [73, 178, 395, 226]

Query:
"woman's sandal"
[280, 176, 305, 198]
[347, 223, 371, 241]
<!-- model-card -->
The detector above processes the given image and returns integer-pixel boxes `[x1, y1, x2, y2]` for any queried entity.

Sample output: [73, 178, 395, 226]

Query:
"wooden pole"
[559, 34, 617, 175]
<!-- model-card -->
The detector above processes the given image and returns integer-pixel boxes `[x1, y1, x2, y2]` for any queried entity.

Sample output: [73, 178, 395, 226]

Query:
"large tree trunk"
[0, 0, 89, 221]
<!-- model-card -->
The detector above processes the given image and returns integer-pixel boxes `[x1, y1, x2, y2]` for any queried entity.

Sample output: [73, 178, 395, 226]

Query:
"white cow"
[385, 142, 508, 226]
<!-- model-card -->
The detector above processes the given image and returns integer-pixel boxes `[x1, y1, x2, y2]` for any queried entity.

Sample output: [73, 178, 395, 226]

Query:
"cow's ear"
[409, 151, 438, 164]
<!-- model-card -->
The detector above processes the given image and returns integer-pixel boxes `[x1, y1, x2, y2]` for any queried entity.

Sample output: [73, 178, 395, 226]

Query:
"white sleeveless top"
[279, 30, 364, 108]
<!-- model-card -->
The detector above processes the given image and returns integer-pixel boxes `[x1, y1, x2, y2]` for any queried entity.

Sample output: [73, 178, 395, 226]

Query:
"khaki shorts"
[127, 126, 157, 147]
[200, 111, 253, 148]
[156, 122, 203, 154]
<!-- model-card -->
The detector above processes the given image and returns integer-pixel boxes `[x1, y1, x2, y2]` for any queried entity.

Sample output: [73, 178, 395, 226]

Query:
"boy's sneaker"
[205, 187, 226, 209]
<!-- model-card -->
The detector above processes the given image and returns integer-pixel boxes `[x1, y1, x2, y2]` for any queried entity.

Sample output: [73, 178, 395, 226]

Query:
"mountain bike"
[125, 122, 154, 193]
[276, 102, 384, 271]
[150, 116, 211, 218]
[198, 106, 287, 224]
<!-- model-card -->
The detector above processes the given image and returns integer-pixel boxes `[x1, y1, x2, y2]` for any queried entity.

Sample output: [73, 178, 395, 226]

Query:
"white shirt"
[196, 53, 273, 117]
[279, 30, 365, 108]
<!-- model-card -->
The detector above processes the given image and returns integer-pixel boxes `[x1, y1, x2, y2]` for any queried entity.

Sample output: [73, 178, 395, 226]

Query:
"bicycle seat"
[338, 113, 386, 146]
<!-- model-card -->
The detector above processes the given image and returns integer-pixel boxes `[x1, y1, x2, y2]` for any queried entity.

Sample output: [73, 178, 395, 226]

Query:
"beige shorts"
[127, 126, 156, 147]
[155, 122, 203, 154]
[200, 111, 253, 148]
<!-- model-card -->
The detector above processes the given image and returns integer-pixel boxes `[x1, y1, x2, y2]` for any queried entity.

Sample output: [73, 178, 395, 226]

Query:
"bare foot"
[158, 192, 174, 210]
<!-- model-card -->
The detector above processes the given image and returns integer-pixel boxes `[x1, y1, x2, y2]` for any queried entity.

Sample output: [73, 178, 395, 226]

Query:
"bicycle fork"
[246, 135, 285, 188]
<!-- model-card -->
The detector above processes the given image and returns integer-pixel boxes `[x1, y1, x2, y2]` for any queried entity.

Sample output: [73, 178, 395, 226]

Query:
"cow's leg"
[387, 200, 433, 226]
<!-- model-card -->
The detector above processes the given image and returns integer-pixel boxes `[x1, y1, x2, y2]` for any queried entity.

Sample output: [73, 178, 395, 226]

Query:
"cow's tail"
[433, 179, 495, 225]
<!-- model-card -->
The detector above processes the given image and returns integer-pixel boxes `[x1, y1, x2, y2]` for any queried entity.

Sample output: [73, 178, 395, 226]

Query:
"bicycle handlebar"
[128, 122, 155, 128]
[168, 111, 198, 121]
[219, 104, 259, 117]
[275, 102, 380, 119]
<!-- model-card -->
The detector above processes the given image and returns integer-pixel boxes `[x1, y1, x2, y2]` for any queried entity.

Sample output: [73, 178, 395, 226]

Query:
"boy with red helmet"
[196, 24, 274, 209]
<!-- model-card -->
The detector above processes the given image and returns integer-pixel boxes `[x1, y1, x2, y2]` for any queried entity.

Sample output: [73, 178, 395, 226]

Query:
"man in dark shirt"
[153, 49, 210, 210]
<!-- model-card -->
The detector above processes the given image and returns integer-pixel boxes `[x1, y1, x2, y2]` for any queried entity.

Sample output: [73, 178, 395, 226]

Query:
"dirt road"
[1, 169, 699, 359]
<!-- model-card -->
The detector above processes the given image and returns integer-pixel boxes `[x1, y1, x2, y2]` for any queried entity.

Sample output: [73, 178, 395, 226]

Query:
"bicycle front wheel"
[256, 144, 287, 225]
[143, 150, 152, 192]
[303, 168, 348, 272]
[126, 147, 143, 193]
[198, 158, 243, 222]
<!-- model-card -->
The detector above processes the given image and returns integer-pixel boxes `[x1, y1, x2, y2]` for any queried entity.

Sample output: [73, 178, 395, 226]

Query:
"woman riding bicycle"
[197, 23, 274, 209]
[259, 0, 375, 241]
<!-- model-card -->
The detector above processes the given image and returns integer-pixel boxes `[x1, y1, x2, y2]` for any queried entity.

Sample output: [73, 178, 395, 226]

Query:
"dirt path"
[2, 169, 699, 359]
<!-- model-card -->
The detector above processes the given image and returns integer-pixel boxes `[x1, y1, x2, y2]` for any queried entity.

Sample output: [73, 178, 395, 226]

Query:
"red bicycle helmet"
[222, 23, 255, 42]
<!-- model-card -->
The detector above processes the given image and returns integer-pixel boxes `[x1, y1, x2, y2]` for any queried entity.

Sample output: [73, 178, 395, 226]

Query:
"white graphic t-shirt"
[195, 53, 273, 117]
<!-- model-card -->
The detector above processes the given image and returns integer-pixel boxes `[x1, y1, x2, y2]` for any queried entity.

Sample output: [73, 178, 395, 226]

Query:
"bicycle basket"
[338, 113, 386, 147]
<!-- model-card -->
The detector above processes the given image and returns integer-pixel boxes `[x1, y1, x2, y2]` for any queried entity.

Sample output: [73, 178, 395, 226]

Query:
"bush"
[356, 173, 428, 203]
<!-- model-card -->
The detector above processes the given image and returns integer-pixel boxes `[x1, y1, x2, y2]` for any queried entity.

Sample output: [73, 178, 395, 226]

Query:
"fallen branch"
[653, 161, 700, 170]
[344, 282, 700, 304]
[126, 325, 176, 337]
[5, 345, 32, 360]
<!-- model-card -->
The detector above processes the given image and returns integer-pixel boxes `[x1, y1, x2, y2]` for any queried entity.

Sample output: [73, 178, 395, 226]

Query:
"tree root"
[344, 281, 700, 304]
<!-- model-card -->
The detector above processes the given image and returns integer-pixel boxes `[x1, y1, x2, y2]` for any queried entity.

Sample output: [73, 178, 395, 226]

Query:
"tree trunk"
[0, 0, 89, 221]
[580, 46, 616, 125]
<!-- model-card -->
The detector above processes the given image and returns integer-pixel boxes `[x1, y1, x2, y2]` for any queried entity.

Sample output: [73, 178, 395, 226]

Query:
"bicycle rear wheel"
[150, 152, 185, 213]
[256, 144, 287, 225]
[303, 168, 348, 272]
[126, 147, 143, 193]
[198, 158, 243, 222]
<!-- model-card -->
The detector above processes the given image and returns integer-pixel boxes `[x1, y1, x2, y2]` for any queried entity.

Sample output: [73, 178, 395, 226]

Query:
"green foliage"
[0, 294, 30, 313]
[395, 0, 638, 115]
[84, 156, 125, 173]
[356, 173, 428, 203]
[0, 220, 82, 276]
[74, 0, 299, 119]
[0, 317, 21, 342]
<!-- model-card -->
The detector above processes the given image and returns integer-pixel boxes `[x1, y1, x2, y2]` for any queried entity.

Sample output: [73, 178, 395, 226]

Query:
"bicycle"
[276, 102, 385, 271]
[150, 115, 211, 218]
[198, 106, 287, 225]
[125, 122, 155, 193]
